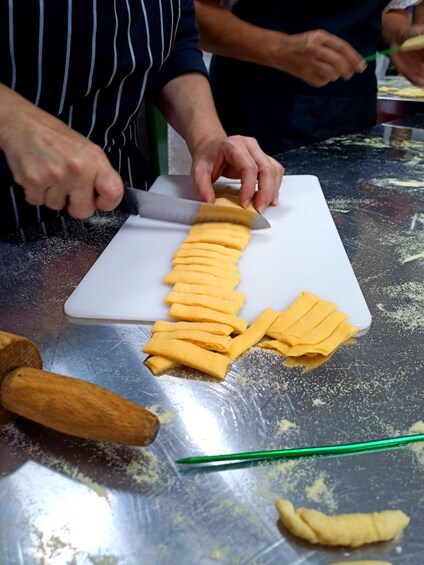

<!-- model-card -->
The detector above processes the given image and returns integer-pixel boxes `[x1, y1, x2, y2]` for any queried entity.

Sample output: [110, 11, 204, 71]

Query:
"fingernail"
[257, 204, 265, 214]
[271, 199, 278, 206]
[241, 199, 250, 209]
[357, 61, 367, 72]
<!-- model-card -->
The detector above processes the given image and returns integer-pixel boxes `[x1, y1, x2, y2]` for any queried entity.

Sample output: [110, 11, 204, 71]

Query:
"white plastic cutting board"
[64, 175, 372, 334]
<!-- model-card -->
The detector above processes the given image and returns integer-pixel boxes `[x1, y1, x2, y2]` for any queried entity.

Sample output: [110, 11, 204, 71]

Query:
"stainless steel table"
[1, 119, 423, 564]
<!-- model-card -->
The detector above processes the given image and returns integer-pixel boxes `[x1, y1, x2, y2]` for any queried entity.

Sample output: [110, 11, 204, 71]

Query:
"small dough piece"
[145, 355, 179, 375]
[143, 337, 230, 379]
[275, 499, 409, 547]
[163, 270, 237, 289]
[152, 330, 231, 353]
[164, 291, 242, 316]
[169, 303, 248, 334]
[151, 320, 234, 335]
[228, 308, 280, 361]
[267, 292, 320, 338]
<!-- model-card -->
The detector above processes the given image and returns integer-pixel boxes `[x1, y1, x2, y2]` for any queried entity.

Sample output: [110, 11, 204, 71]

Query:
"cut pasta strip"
[172, 263, 241, 282]
[165, 291, 241, 316]
[151, 320, 234, 335]
[143, 337, 230, 380]
[152, 330, 231, 353]
[173, 247, 240, 264]
[287, 320, 358, 357]
[184, 232, 250, 251]
[267, 292, 320, 338]
[163, 270, 237, 289]
[178, 242, 242, 259]
[169, 303, 248, 334]
[290, 311, 348, 346]
[145, 355, 178, 375]
[172, 283, 246, 305]
[228, 308, 280, 361]
[172, 256, 239, 272]
[278, 299, 337, 345]
[259, 340, 291, 356]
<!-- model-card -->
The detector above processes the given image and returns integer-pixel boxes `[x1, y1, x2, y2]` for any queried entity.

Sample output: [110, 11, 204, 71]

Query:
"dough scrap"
[275, 499, 409, 547]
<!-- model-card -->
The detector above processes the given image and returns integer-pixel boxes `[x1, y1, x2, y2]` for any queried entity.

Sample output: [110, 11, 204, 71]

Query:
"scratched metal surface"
[0, 119, 423, 565]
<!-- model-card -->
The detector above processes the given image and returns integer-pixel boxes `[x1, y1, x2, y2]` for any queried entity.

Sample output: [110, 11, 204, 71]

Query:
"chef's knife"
[122, 185, 270, 230]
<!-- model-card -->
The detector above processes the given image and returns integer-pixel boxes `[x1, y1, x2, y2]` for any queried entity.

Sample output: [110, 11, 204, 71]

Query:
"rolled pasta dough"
[275, 499, 409, 547]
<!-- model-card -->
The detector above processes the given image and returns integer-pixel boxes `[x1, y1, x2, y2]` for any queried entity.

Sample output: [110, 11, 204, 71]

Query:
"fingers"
[19, 146, 123, 219]
[231, 136, 284, 213]
[286, 30, 367, 87]
[94, 168, 125, 212]
[209, 136, 284, 213]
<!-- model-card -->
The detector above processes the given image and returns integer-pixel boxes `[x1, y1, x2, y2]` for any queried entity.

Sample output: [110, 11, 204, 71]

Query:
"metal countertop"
[0, 119, 423, 565]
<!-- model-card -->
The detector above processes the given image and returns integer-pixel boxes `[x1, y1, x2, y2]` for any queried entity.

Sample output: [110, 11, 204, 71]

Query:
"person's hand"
[0, 87, 124, 219]
[270, 29, 366, 87]
[190, 134, 284, 213]
[389, 25, 424, 87]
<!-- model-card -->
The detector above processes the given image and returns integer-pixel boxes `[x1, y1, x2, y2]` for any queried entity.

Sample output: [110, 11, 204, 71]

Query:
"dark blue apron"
[210, 0, 391, 155]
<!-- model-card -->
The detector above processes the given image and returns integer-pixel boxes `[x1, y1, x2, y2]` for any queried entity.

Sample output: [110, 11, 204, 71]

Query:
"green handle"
[364, 45, 401, 62]
[175, 433, 424, 465]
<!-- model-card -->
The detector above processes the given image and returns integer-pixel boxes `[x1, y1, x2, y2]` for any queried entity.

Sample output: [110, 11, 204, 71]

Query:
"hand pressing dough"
[275, 499, 409, 547]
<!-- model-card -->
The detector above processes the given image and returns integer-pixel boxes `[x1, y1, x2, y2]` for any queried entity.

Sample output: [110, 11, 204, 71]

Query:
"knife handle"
[1, 367, 159, 446]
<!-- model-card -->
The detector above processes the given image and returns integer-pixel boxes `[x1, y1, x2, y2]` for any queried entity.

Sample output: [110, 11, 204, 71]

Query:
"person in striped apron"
[0, 0, 283, 237]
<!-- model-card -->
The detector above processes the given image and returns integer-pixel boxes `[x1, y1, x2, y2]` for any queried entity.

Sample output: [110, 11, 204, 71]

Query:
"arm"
[158, 72, 283, 213]
[194, 0, 366, 87]
[383, 6, 424, 86]
[0, 83, 123, 218]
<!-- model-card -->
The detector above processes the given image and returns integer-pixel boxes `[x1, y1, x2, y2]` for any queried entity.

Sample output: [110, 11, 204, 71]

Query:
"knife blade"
[122, 185, 270, 230]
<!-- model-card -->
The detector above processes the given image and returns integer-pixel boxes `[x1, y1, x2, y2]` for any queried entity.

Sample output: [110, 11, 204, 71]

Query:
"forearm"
[194, 0, 287, 69]
[158, 73, 226, 155]
[382, 9, 410, 46]
[413, 2, 424, 24]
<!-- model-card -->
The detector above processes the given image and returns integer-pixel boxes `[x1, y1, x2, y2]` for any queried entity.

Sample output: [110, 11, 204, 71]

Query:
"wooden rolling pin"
[0, 330, 159, 446]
